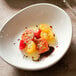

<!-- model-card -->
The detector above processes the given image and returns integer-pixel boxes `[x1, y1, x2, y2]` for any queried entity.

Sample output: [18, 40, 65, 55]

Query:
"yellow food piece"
[40, 31, 53, 41]
[39, 24, 51, 33]
[39, 24, 56, 46]
[40, 32, 49, 40]
[48, 31, 54, 39]
[25, 41, 36, 54]
[40, 30, 56, 46]
[48, 36, 57, 46]
[24, 50, 40, 61]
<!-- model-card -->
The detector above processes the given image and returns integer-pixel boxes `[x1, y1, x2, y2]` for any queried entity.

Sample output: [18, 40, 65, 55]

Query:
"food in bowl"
[0, 3, 72, 70]
[19, 24, 57, 61]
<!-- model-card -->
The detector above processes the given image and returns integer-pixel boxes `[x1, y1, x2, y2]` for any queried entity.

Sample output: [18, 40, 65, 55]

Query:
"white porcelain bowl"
[0, 3, 72, 70]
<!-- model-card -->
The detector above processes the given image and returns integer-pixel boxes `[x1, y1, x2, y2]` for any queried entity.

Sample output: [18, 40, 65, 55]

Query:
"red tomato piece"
[34, 29, 41, 39]
[21, 29, 34, 43]
[19, 40, 26, 50]
[36, 38, 49, 54]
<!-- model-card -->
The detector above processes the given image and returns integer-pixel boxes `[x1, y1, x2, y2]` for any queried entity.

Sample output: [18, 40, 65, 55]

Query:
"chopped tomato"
[21, 29, 34, 43]
[34, 29, 41, 39]
[19, 40, 26, 50]
[36, 38, 49, 54]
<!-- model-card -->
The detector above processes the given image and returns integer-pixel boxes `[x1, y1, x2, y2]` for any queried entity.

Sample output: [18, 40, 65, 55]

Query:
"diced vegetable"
[34, 29, 41, 39]
[19, 40, 26, 50]
[40, 31, 54, 42]
[39, 24, 51, 33]
[25, 41, 36, 54]
[21, 30, 34, 42]
[36, 38, 49, 54]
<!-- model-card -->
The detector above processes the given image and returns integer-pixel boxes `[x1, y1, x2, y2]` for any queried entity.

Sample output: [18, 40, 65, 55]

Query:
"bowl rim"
[0, 3, 72, 71]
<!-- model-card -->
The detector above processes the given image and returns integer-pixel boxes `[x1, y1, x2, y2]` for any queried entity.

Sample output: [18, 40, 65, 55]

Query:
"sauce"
[33, 46, 55, 61]
[40, 46, 54, 60]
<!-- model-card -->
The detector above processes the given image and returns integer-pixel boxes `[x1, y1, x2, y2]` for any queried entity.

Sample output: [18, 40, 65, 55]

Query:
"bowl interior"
[0, 3, 72, 70]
